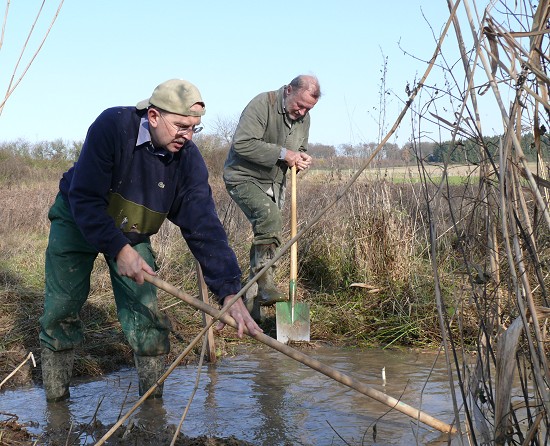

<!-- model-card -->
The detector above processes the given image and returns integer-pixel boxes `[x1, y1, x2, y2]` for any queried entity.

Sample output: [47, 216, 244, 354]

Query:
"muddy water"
[1, 346, 460, 445]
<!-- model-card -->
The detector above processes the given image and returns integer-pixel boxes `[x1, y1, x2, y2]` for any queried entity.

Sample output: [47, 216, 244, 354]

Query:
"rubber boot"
[134, 354, 166, 399]
[41, 348, 74, 403]
[254, 243, 287, 306]
[243, 244, 259, 313]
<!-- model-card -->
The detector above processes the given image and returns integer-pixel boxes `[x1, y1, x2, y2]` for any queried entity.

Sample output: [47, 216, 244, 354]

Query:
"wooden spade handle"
[289, 165, 298, 306]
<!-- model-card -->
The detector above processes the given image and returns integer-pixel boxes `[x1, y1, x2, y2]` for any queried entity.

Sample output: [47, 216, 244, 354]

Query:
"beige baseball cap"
[136, 79, 205, 116]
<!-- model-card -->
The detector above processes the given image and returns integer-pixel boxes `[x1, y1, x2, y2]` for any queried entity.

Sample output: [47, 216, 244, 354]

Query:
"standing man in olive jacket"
[40, 79, 261, 403]
[223, 75, 321, 313]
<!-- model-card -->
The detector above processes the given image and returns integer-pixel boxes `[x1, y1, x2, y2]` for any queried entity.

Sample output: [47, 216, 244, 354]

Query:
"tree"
[308, 143, 336, 159]
[210, 115, 238, 145]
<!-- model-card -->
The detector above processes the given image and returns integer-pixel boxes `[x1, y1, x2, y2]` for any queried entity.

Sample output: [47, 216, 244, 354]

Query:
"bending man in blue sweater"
[39, 79, 261, 403]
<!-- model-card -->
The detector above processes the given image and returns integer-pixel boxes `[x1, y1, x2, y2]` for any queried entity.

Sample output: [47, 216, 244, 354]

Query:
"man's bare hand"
[284, 150, 312, 172]
[216, 295, 263, 338]
[116, 244, 156, 284]
[296, 152, 312, 171]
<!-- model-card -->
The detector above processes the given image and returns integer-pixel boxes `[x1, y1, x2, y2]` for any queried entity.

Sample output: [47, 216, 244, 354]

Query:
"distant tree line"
[307, 132, 550, 169]
[0, 138, 83, 162]
[1, 132, 548, 172]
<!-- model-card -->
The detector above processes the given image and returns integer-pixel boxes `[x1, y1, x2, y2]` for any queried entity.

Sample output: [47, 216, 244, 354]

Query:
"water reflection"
[0, 346, 459, 445]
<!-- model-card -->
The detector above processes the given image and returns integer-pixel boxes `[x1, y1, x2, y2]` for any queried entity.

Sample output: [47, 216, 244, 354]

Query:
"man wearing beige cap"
[39, 79, 261, 403]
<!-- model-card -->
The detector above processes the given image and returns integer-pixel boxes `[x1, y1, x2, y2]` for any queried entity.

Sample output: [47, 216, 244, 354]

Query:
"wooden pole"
[289, 165, 298, 312]
[144, 274, 457, 435]
[195, 261, 217, 363]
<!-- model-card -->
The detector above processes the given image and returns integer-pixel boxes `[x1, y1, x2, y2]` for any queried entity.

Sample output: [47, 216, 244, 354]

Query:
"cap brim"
[136, 99, 150, 110]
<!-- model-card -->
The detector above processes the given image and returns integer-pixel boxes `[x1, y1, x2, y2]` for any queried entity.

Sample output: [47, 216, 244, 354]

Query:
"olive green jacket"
[223, 85, 310, 188]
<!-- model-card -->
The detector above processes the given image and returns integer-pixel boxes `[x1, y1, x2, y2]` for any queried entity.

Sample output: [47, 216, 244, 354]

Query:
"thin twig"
[170, 334, 209, 446]
[0, 352, 35, 389]
[0, 0, 65, 115]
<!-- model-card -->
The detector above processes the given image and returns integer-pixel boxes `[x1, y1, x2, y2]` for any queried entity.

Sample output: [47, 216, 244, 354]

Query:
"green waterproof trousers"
[226, 181, 284, 247]
[39, 193, 170, 356]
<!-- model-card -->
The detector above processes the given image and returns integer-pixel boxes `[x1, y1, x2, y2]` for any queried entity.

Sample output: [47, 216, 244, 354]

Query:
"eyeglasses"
[160, 113, 203, 136]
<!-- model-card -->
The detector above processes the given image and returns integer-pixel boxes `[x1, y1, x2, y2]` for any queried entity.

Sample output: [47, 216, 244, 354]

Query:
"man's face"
[148, 105, 203, 152]
[285, 86, 318, 121]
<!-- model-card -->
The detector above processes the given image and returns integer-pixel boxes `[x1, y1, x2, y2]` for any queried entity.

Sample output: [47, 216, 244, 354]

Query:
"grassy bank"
[0, 153, 480, 388]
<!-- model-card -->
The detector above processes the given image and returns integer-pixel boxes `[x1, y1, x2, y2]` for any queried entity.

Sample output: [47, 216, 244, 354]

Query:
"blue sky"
[0, 1, 501, 148]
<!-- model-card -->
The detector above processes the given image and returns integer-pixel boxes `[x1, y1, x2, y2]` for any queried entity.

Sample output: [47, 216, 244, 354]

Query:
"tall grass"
[0, 148, 478, 387]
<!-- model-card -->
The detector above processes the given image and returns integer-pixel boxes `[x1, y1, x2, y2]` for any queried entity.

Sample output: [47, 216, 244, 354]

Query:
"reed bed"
[394, 1, 550, 444]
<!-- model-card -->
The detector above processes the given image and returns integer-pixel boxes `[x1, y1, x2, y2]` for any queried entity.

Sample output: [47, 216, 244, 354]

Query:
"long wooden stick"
[144, 274, 457, 434]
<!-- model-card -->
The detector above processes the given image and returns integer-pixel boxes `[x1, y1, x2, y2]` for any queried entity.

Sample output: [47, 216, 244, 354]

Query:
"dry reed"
[404, 1, 550, 444]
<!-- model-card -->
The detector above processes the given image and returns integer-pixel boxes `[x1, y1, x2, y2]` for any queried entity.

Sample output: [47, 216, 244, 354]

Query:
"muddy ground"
[0, 416, 255, 445]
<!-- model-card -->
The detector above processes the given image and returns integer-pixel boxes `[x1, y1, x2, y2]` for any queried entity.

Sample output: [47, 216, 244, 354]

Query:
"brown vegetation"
[0, 150, 480, 393]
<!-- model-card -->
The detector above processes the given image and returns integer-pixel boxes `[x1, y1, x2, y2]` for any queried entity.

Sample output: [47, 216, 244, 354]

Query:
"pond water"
[1, 346, 461, 445]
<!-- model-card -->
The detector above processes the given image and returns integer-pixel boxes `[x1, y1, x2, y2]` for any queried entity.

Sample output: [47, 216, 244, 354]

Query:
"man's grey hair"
[289, 75, 321, 99]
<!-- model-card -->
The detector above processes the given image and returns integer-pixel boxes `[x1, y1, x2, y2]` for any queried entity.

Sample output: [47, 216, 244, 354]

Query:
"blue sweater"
[59, 106, 241, 301]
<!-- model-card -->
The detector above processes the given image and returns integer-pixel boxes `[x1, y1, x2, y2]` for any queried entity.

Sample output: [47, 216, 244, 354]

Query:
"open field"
[306, 163, 479, 184]
[310, 161, 543, 184]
